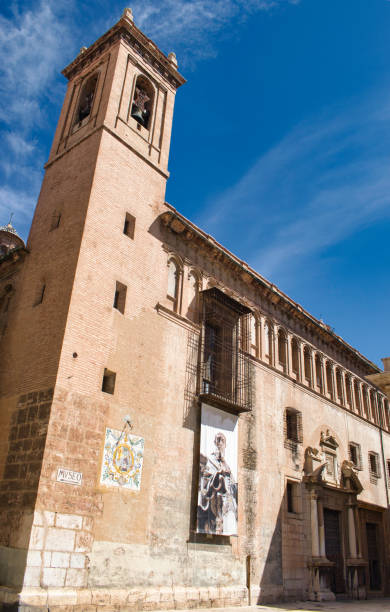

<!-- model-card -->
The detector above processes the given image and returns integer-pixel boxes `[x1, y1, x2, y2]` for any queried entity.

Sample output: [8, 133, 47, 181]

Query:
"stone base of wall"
[0, 585, 250, 611]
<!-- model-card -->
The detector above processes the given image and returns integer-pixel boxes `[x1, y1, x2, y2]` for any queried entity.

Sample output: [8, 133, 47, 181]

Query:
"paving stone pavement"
[171, 601, 390, 612]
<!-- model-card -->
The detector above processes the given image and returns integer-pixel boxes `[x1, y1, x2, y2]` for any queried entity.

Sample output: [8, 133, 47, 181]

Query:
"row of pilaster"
[249, 315, 386, 427]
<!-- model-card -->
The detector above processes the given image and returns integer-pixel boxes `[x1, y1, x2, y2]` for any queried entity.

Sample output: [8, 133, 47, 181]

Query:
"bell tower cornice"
[62, 8, 186, 90]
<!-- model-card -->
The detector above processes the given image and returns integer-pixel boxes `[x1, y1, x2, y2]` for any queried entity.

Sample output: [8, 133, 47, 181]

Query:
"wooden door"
[366, 522, 381, 591]
[324, 508, 345, 593]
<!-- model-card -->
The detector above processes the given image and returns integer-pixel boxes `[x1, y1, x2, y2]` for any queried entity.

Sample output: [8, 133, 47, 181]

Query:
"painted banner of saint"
[196, 404, 238, 536]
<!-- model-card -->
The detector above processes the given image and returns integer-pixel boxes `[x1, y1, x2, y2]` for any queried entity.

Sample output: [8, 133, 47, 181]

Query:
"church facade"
[0, 9, 389, 611]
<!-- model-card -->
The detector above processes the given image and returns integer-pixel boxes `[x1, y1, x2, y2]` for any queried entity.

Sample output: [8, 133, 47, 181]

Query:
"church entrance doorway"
[324, 508, 345, 594]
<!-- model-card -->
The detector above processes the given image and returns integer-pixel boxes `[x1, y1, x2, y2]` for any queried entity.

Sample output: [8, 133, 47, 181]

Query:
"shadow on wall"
[0, 388, 53, 588]
[257, 504, 284, 604]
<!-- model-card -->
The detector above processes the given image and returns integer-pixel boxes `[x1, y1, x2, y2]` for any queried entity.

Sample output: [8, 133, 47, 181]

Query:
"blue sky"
[0, 0, 389, 367]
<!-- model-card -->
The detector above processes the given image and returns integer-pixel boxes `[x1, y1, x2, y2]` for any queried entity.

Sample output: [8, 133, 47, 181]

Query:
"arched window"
[167, 258, 180, 312]
[384, 398, 390, 432]
[326, 362, 334, 399]
[315, 354, 323, 393]
[362, 386, 370, 419]
[336, 368, 344, 404]
[354, 380, 361, 414]
[304, 346, 312, 386]
[345, 375, 352, 408]
[131, 75, 154, 129]
[264, 320, 273, 365]
[75, 73, 98, 125]
[370, 390, 378, 424]
[278, 328, 287, 372]
[186, 271, 200, 322]
[250, 314, 259, 357]
[291, 338, 299, 378]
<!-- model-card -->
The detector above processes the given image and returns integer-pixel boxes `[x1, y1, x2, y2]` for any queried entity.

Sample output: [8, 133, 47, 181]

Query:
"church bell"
[131, 104, 144, 125]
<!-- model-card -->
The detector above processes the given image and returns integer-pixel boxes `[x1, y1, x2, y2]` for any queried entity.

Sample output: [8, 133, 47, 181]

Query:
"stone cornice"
[62, 14, 186, 90]
[160, 205, 381, 376]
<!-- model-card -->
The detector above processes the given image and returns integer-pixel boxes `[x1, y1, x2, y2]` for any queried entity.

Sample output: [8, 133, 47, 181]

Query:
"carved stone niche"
[320, 430, 340, 485]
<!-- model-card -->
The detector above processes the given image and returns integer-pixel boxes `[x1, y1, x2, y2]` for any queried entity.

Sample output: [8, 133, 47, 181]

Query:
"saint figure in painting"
[197, 432, 238, 535]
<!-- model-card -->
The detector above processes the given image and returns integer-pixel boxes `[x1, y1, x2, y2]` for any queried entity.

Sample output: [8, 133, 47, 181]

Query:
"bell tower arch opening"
[130, 74, 155, 129]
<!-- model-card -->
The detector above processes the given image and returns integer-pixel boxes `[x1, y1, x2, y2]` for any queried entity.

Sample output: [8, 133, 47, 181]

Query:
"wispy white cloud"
[197, 95, 390, 281]
[0, 0, 77, 235]
[0, 0, 74, 126]
[131, 0, 299, 61]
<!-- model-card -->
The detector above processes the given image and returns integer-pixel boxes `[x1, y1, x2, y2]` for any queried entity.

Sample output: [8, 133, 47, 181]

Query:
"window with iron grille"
[284, 407, 303, 449]
[368, 451, 381, 483]
[348, 442, 363, 470]
[199, 288, 252, 412]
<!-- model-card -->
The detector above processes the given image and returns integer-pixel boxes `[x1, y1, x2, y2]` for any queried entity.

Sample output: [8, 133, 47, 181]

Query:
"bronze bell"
[131, 104, 144, 125]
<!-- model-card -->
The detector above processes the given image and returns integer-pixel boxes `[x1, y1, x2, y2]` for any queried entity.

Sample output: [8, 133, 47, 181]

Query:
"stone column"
[287, 334, 294, 378]
[309, 350, 315, 389]
[310, 491, 320, 557]
[317, 497, 326, 558]
[273, 323, 278, 368]
[354, 505, 362, 558]
[331, 363, 337, 401]
[300, 343, 306, 384]
[344, 373, 351, 409]
[259, 315, 266, 362]
[347, 502, 357, 558]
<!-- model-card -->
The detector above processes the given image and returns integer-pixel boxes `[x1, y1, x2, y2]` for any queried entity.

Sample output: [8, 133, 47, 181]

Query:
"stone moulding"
[0, 584, 250, 610]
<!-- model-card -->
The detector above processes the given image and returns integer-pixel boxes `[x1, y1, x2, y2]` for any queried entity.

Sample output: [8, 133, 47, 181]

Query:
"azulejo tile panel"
[100, 427, 145, 490]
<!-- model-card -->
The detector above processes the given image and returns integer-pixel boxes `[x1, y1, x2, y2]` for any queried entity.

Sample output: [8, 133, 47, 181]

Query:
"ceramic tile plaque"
[100, 427, 145, 491]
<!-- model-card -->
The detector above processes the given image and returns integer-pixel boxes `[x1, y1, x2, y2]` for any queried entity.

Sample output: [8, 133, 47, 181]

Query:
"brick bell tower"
[0, 8, 185, 605]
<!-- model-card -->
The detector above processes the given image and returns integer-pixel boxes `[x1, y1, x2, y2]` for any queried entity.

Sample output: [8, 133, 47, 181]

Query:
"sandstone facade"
[0, 9, 389, 611]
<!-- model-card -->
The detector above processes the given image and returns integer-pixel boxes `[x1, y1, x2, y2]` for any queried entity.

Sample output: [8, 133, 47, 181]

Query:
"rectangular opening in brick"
[113, 281, 127, 314]
[34, 283, 46, 306]
[50, 211, 62, 231]
[102, 369, 116, 394]
[123, 212, 135, 239]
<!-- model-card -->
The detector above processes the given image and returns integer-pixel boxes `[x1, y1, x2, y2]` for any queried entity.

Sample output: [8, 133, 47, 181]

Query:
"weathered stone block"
[56, 513, 83, 530]
[43, 510, 55, 526]
[23, 566, 40, 587]
[46, 528, 75, 552]
[76, 588, 92, 604]
[74, 530, 93, 552]
[47, 587, 78, 606]
[26, 550, 41, 567]
[33, 510, 43, 527]
[42, 567, 66, 587]
[65, 568, 87, 587]
[51, 552, 70, 568]
[70, 552, 85, 568]
[91, 589, 111, 605]
[29, 526, 44, 551]
[18, 587, 48, 607]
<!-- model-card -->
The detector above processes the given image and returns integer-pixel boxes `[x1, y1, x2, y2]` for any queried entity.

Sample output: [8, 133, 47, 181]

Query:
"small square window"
[286, 481, 300, 514]
[349, 442, 362, 470]
[113, 281, 127, 314]
[102, 369, 116, 395]
[369, 451, 380, 481]
[123, 213, 135, 239]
